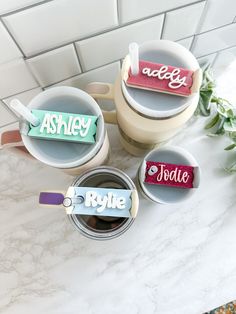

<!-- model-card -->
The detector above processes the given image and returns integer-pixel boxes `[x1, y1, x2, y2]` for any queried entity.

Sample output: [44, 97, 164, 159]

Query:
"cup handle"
[86, 82, 117, 125]
[0, 129, 32, 157]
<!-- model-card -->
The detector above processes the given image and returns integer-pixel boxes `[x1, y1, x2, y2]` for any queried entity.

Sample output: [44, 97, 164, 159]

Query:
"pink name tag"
[125, 60, 194, 97]
[145, 161, 194, 189]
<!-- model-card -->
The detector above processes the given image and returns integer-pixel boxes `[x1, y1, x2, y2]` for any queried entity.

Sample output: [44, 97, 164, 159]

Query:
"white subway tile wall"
[0, 59, 38, 98]
[177, 37, 194, 50]
[76, 15, 164, 71]
[118, 0, 199, 24]
[49, 62, 120, 90]
[0, 101, 17, 126]
[197, 53, 217, 67]
[162, 2, 205, 41]
[3, 0, 118, 56]
[213, 46, 236, 77]
[0, 21, 22, 64]
[0, 0, 45, 15]
[0, 0, 234, 126]
[199, 0, 236, 33]
[27, 45, 81, 87]
[192, 23, 236, 57]
[3, 87, 42, 114]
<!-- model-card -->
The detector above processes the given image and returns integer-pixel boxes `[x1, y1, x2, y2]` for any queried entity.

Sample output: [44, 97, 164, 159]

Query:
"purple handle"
[39, 192, 64, 205]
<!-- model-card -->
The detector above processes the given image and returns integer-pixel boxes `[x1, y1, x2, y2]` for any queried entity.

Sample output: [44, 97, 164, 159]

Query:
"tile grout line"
[72, 43, 84, 73]
[116, 0, 121, 25]
[24, 58, 42, 88]
[0, 0, 207, 58]
[194, 0, 209, 35]
[0, 0, 204, 21]
[190, 0, 208, 51]
[23, 31, 196, 62]
[0, 86, 42, 102]
[25, 19, 236, 60]
[196, 43, 236, 59]
[0, 0, 55, 18]
[43, 43, 236, 90]
[0, 18, 26, 57]
[195, 21, 235, 36]
[43, 73, 82, 89]
[12, 0, 229, 60]
[211, 51, 220, 69]
[0, 99, 20, 121]
[160, 13, 166, 39]
[0, 0, 232, 62]
[44, 60, 121, 89]
[188, 36, 195, 52]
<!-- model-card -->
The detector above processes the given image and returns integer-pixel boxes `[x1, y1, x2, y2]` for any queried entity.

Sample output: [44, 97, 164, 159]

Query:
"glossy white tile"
[197, 53, 217, 67]
[0, 21, 22, 65]
[0, 59, 38, 98]
[27, 45, 81, 87]
[162, 2, 205, 41]
[192, 23, 236, 57]
[213, 46, 236, 77]
[49, 62, 120, 90]
[118, 0, 200, 24]
[76, 15, 164, 71]
[200, 0, 236, 33]
[0, 101, 17, 126]
[0, 0, 46, 14]
[3, 0, 118, 56]
[176, 36, 193, 50]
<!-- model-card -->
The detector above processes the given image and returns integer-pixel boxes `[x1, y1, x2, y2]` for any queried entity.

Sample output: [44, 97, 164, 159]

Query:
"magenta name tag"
[145, 161, 194, 189]
[126, 60, 193, 97]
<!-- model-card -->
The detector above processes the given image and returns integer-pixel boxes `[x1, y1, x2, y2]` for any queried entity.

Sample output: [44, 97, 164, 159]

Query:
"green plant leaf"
[198, 90, 213, 116]
[224, 143, 236, 151]
[197, 66, 236, 173]
[223, 120, 236, 132]
[205, 113, 219, 129]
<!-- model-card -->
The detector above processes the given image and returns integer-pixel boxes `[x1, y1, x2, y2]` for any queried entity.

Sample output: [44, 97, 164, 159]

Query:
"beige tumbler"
[86, 40, 202, 156]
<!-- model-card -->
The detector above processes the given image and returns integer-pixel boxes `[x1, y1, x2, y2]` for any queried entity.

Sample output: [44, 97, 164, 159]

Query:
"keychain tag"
[28, 109, 97, 144]
[39, 187, 138, 218]
[63, 187, 133, 217]
[145, 161, 195, 189]
[124, 59, 194, 97]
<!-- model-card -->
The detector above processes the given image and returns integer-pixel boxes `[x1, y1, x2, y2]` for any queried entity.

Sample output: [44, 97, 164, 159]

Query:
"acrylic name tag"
[124, 60, 194, 97]
[145, 161, 194, 189]
[63, 187, 133, 217]
[27, 109, 97, 144]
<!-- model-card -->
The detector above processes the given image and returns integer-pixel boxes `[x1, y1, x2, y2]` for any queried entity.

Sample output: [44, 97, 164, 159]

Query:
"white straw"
[10, 99, 40, 126]
[129, 42, 139, 75]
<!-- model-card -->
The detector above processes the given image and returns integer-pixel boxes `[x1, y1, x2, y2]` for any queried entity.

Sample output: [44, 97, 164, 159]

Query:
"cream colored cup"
[0, 86, 110, 175]
[86, 40, 202, 156]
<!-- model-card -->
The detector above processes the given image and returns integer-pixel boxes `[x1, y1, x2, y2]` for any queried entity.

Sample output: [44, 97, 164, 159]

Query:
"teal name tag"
[28, 109, 97, 144]
[64, 187, 133, 218]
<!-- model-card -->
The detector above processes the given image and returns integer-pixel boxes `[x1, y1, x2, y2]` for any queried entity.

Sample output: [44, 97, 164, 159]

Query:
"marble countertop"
[1, 61, 236, 314]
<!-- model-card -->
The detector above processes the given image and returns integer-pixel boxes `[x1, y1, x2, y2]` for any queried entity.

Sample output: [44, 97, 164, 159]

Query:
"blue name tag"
[64, 186, 133, 218]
